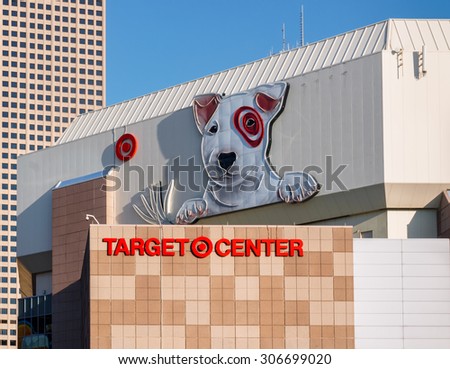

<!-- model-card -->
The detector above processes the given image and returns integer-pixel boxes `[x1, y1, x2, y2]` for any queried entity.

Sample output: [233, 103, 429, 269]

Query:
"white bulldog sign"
[134, 82, 320, 224]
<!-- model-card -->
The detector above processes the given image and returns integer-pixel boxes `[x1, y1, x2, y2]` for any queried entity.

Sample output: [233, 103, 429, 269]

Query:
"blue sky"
[106, 0, 450, 105]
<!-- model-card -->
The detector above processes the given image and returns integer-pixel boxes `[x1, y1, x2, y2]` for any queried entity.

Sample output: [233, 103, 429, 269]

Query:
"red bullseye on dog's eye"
[233, 106, 264, 147]
[243, 114, 258, 135]
[115, 133, 138, 162]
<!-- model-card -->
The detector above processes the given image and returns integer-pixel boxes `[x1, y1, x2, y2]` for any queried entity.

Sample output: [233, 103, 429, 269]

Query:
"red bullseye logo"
[191, 236, 213, 258]
[233, 106, 264, 147]
[115, 133, 138, 162]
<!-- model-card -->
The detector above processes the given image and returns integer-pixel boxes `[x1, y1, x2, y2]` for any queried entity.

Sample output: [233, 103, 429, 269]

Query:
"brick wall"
[89, 225, 354, 349]
[52, 178, 110, 348]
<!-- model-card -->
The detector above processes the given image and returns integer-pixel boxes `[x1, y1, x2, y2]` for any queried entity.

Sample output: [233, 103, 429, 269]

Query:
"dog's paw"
[278, 172, 321, 203]
[176, 198, 207, 224]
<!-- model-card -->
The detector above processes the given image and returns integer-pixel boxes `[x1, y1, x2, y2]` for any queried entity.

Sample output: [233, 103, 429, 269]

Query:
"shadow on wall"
[406, 193, 441, 238]
[438, 191, 450, 237]
[407, 210, 438, 238]
[115, 108, 208, 224]
[17, 189, 53, 265]
[157, 108, 202, 160]
[101, 142, 115, 169]
[156, 108, 213, 219]
[52, 238, 90, 349]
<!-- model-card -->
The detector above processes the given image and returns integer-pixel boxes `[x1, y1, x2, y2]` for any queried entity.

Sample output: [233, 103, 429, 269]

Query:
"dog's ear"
[255, 81, 288, 113]
[192, 94, 221, 134]
[255, 92, 280, 112]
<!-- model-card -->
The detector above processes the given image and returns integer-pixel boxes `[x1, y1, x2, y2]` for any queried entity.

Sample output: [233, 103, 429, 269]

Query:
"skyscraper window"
[0, 0, 105, 349]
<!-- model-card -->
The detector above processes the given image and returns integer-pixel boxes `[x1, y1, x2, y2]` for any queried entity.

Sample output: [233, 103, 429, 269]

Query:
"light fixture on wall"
[85, 214, 100, 224]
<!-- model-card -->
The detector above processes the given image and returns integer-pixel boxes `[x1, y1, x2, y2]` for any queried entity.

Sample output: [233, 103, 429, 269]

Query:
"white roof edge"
[57, 19, 450, 145]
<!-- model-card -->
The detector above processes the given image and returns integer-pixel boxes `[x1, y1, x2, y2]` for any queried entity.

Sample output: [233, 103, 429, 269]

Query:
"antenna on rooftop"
[282, 23, 287, 51]
[295, 5, 306, 48]
[299, 5, 305, 47]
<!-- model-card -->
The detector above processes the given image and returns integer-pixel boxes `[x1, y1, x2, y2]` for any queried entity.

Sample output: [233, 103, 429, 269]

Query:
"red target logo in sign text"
[115, 133, 138, 162]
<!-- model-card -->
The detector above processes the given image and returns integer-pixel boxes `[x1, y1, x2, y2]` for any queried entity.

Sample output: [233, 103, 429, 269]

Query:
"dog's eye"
[208, 123, 218, 134]
[233, 106, 264, 147]
[245, 118, 256, 128]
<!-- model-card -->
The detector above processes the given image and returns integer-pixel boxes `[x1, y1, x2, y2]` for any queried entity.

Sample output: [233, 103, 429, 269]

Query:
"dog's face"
[192, 82, 288, 189]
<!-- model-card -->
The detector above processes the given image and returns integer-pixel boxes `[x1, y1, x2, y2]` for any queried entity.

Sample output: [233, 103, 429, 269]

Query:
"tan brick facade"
[52, 177, 111, 348]
[89, 225, 354, 349]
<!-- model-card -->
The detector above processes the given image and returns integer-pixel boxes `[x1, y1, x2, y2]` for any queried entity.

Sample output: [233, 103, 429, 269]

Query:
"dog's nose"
[218, 152, 236, 171]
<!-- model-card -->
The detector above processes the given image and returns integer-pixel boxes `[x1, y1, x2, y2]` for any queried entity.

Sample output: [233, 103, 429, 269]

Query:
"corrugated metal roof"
[389, 19, 450, 52]
[57, 19, 450, 144]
